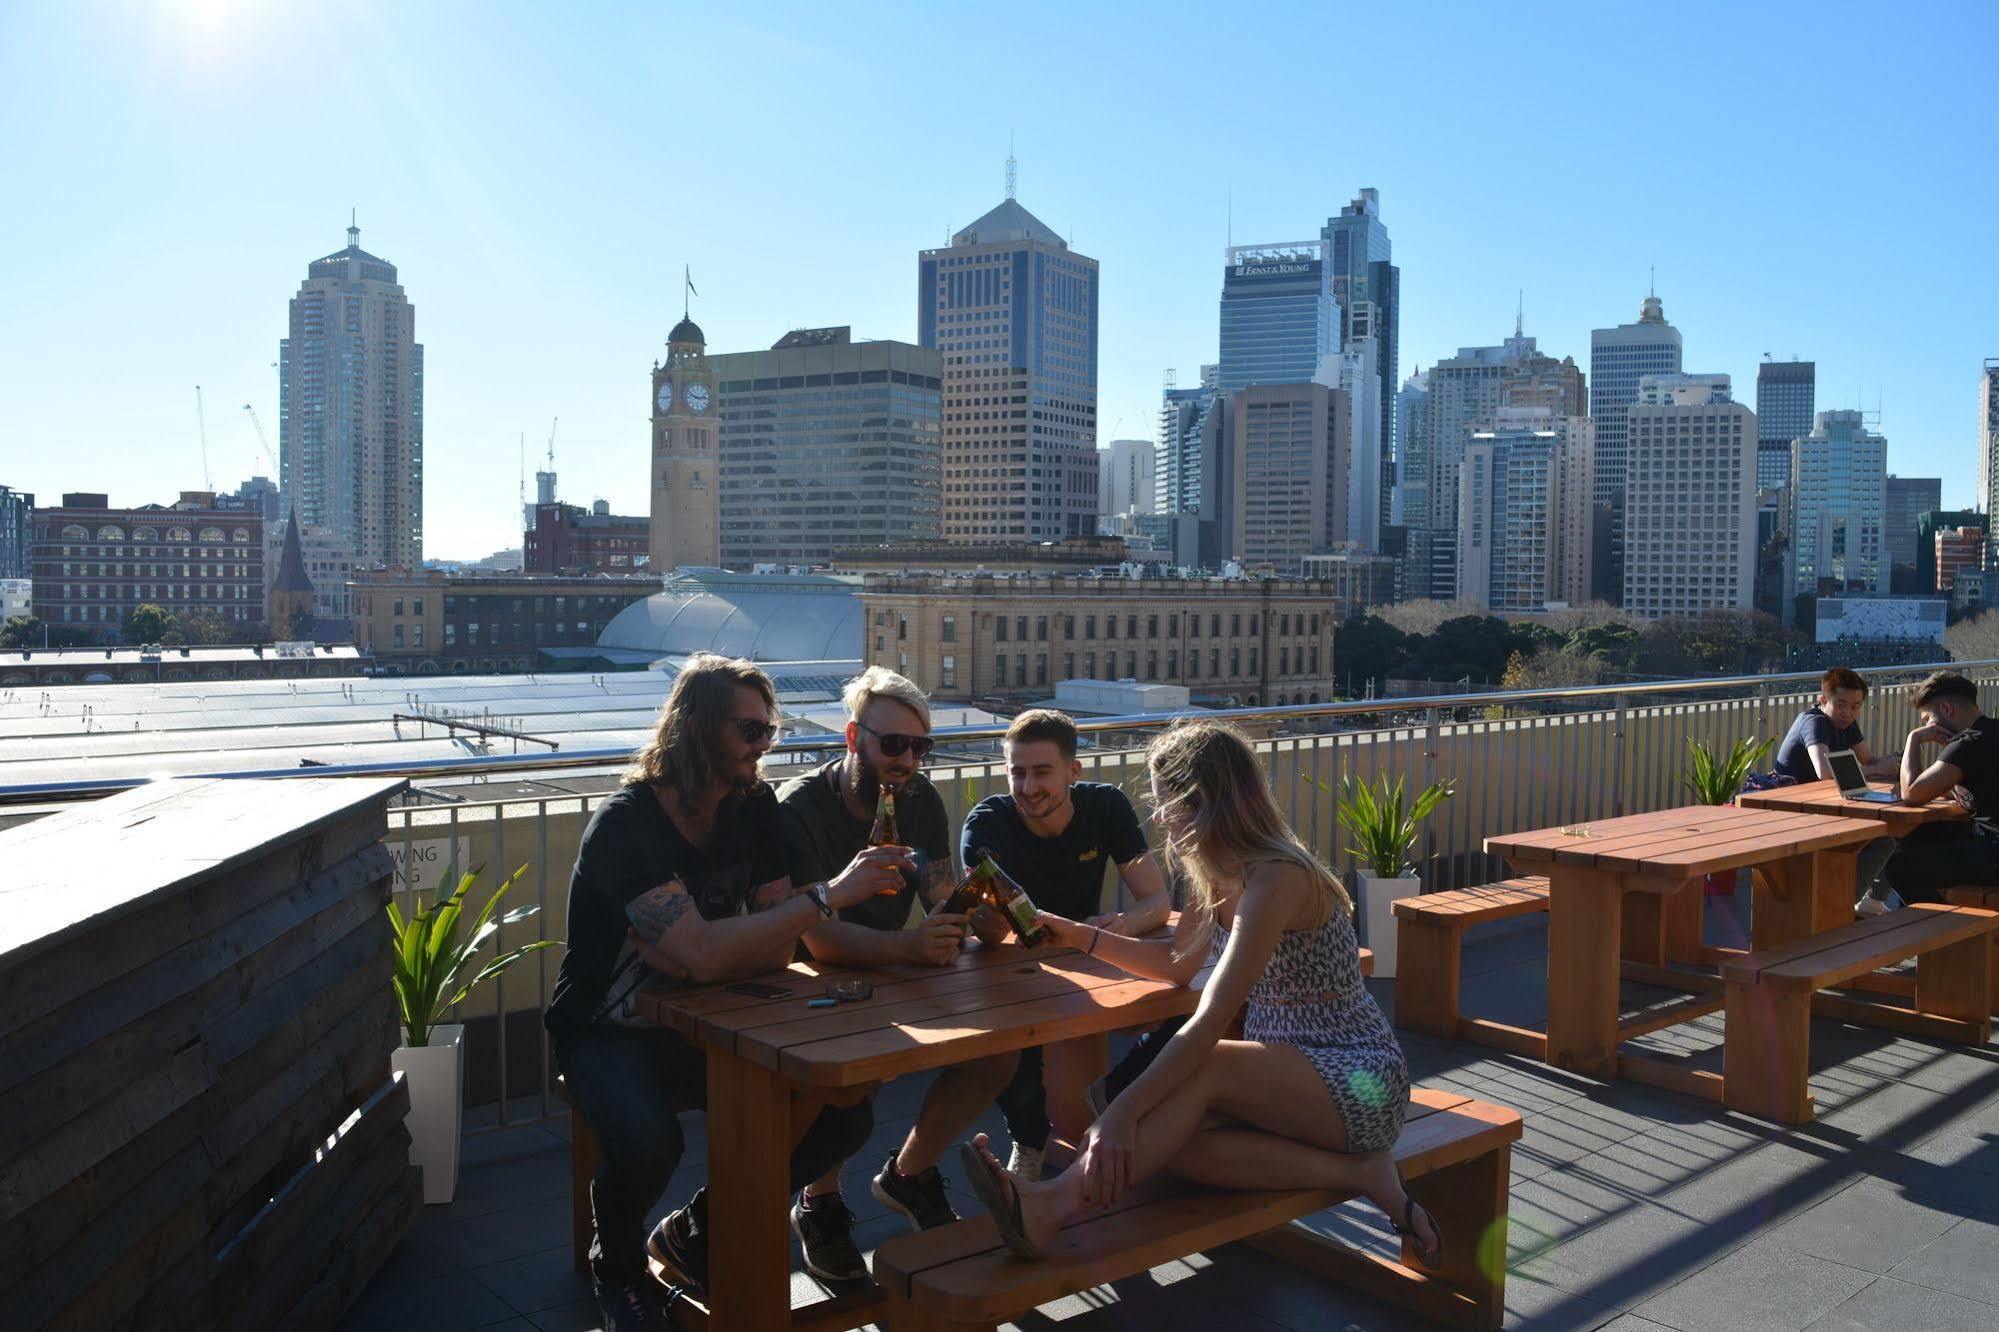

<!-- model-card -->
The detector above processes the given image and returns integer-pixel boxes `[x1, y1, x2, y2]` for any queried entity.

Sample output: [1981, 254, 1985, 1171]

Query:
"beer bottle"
[929, 860, 989, 919]
[869, 786, 899, 847]
[972, 854, 1048, 948]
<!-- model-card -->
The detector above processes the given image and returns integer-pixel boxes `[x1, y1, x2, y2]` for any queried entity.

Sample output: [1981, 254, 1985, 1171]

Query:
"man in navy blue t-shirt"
[960, 709, 1169, 1180]
[1773, 666, 1897, 786]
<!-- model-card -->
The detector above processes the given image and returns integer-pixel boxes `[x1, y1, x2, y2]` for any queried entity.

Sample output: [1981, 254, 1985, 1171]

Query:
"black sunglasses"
[857, 720, 934, 759]
[731, 718, 781, 745]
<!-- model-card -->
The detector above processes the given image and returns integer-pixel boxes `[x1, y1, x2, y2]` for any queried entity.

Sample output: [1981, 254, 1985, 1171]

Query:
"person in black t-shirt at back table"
[776, 667, 1018, 1275]
[1882, 671, 1999, 904]
[961, 709, 1170, 1180]
[544, 654, 909, 1332]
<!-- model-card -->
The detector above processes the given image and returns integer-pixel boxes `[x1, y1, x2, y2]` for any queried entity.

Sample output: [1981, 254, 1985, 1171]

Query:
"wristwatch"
[805, 882, 834, 917]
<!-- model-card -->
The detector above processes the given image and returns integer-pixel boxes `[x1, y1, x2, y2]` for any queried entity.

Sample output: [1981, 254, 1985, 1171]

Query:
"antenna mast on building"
[194, 385, 211, 490]
[1006, 133, 1017, 200]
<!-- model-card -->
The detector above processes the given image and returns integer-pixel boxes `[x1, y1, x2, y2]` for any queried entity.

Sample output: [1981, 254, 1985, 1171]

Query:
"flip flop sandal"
[958, 1142, 1046, 1260]
[1395, 1192, 1445, 1267]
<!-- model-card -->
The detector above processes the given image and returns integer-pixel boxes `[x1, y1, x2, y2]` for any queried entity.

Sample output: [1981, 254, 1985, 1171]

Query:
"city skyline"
[1, 2, 1993, 560]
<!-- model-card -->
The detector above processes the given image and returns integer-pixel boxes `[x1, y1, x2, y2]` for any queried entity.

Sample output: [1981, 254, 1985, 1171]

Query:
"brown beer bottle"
[971, 854, 1047, 948]
[869, 786, 899, 847]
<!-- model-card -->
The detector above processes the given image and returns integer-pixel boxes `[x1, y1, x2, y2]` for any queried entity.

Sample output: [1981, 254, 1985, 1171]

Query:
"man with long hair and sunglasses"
[546, 654, 911, 1331]
[774, 667, 1018, 1276]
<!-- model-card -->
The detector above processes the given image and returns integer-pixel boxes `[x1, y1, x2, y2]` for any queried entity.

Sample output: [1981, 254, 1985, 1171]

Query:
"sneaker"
[592, 1277, 669, 1332]
[1854, 895, 1889, 919]
[1006, 1140, 1045, 1183]
[790, 1192, 870, 1282]
[646, 1205, 708, 1294]
[870, 1153, 959, 1231]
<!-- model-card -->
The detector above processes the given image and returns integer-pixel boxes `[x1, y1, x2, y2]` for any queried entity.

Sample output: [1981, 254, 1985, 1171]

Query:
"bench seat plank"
[1719, 904, 1998, 990]
[874, 1088, 1520, 1325]
[1392, 877, 1550, 925]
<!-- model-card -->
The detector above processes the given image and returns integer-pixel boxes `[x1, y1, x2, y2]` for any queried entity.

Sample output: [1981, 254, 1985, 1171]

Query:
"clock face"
[685, 383, 711, 414]
[656, 381, 673, 413]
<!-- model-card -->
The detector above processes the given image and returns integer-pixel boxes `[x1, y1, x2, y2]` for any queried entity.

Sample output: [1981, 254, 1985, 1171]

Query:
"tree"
[0, 614, 41, 649]
[1403, 616, 1518, 685]
[1379, 598, 1487, 638]
[1334, 613, 1411, 694]
[122, 603, 178, 645]
[1502, 646, 1611, 690]
[177, 609, 235, 646]
[1946, 609, 1999, 663]
[1566, 622, 1643, 673]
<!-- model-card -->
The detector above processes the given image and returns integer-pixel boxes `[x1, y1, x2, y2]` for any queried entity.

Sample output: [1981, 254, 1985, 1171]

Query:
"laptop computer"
[1827, 749, 1898, 803]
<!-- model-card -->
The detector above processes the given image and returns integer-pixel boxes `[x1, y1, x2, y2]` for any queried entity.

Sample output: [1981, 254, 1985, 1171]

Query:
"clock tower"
[648, 315, 721, 572]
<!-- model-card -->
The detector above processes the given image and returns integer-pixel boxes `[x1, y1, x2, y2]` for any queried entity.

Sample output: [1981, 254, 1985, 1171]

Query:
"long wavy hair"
[1146, 719, 1352, 957]
[622, 653, 778, 797]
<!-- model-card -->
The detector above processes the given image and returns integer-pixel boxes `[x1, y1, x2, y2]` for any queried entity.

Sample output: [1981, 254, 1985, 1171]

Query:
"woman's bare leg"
[969, 1040, 1433, 1256]
[1043, 1033, 1109, 1144]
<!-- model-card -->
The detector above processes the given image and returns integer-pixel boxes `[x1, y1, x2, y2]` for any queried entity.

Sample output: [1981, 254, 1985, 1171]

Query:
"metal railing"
[12, 658, 1995, 1132]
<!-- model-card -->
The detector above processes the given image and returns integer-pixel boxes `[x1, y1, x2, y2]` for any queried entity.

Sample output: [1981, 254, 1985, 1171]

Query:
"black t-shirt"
[1774, 706, 1863, 785]
[1939, 716, 1999, 831]
[776, 758, 951, 932]
[960, 782, 1150, 921]
[545, 782, 787, 1041]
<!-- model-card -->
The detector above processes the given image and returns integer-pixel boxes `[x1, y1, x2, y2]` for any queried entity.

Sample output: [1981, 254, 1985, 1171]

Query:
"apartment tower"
[1621, 374, 1756, 617]
[1590, 291, 1683, 601]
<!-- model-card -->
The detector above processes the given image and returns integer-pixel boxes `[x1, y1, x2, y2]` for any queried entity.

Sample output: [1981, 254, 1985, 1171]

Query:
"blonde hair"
[623, 653, 777, 793]
[842, 665, 931, 730]
[1146, 719, 1351, 956]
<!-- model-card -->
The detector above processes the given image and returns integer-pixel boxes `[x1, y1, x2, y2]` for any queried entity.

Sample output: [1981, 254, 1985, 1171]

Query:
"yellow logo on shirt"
[1077, 849, 1100, 862]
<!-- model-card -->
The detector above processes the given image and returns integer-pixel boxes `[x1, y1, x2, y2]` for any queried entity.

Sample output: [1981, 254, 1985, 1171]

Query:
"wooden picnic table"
[635, 939, 1203, 1332]
[1738, 778, 1971, 836]
[1483, 804, 1883, 1083]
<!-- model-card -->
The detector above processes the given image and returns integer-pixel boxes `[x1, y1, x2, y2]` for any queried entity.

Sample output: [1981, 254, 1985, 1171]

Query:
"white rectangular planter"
[1357, 874, 1422, 979]
[390, 1023, 464, 1205]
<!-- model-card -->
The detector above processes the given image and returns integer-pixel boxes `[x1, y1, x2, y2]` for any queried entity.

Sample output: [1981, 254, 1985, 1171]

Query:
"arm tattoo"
[627, 881, 697, 943]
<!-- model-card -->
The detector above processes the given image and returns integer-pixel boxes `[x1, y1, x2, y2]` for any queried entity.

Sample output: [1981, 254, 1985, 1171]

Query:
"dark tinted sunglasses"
[858, 720, 935, 759]
[731, 718, 780, 745]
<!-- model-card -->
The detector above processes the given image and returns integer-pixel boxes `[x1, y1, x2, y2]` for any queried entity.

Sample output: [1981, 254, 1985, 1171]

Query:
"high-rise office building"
[1098, 438, 1156, 517]
[1981, 358, 1999, 542]
[920, 197, 1100, 542]
[1788, 410, 1887, 598]
[1322, 189, 1399, 530]
[1885, 475, 1943, 590]
[1918, 509, 1986, 592]
[1156, 382, 1233, 567]
[649, 315, 722, 571]
[1590, 292, 1684, 511]
[1393, 369, 1428, 528]
[280, 220, 424, 570]
[1231, 383, 1351, 574]
[0, 484, 31, 580]
[1456, 408, 1595, 612]
[709, 327, 942, 567]
[1622, 373, 1756, 618]
[1325, 340, 1384, 551]
[1755, 359, 1815, 491]
[1216, 241, 1339, 392]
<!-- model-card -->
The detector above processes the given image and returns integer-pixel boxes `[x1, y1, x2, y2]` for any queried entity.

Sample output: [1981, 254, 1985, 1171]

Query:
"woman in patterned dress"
[961, 718, 1440, 1263]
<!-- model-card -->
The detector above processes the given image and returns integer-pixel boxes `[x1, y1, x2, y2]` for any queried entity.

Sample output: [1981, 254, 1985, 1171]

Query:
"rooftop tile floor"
[340, 897, 1999, 1330]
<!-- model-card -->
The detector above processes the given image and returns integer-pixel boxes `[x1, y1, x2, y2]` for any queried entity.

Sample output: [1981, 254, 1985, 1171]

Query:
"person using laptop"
[1880, 672, 1999, 907]
[1774, 668, 1901, 914]
[1773, 667, 1898, 786]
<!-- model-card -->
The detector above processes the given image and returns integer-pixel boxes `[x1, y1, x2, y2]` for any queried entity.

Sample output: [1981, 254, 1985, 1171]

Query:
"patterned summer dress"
[1211, 886, 1410, 1153]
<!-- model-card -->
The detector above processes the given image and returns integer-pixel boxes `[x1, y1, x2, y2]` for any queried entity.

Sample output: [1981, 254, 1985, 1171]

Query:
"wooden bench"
[1392, 877, 1550, 1043]
[1944, 887, 1999, 1010]
[1720, 902, 1999, 1124]
[873, 1087, 1521, 1331]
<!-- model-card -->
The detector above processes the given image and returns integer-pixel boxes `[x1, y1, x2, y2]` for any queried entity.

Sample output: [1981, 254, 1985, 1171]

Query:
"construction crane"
[242, 403, 279, 477]
[195, 385, 211, 489]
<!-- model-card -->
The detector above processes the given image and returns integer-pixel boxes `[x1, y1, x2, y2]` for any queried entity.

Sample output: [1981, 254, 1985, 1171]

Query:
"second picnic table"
[1737, 777, 1971, 836]
[1483, 804, 1882, 1081]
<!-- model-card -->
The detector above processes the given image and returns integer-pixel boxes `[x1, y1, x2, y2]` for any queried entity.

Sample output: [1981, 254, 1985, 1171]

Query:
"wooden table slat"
[1737, 779, 1969, 834]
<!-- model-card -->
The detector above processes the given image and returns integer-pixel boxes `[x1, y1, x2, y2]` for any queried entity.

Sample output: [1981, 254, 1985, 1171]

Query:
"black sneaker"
[646, 1205, 708, 1294]
[870, 1153, 959, 1231]
[790, 1192, 870, 1282]
[593, 1277, 669, 1332]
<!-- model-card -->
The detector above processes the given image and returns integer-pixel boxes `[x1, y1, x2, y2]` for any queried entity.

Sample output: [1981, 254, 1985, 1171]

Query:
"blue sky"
[2, 0, 1993, 558]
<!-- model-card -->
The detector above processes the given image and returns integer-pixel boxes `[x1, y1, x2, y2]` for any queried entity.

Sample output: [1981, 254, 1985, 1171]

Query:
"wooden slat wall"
[0, 776, 416, 1332]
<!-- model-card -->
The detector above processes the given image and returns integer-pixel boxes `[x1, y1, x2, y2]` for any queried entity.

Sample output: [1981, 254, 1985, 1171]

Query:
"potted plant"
[387, 861, 555, 1203]
[1681, 737, 1774, 896]
[1336, 774, 1454, 977]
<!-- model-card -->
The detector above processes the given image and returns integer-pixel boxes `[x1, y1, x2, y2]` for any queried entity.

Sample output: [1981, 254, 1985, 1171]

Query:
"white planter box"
[1357, 874, 1422, 979]
[391, 1023, 464, 1205]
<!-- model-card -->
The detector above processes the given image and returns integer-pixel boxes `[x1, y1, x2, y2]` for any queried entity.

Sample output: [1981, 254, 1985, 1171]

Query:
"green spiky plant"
[1680, 737, 1775, 807]
[387, 861, 558, 1047]
[1336, 774, 1456, 879]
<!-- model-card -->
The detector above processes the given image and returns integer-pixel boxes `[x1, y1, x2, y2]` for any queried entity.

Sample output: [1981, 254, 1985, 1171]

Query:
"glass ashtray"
[824, 979, 874, 1002]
